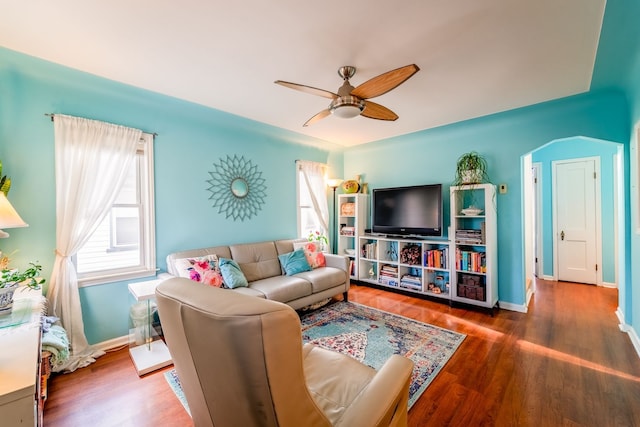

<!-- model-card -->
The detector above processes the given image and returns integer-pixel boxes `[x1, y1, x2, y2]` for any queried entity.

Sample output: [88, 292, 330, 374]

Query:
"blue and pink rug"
[165, 301, 465, 413]
[300, 301, 465, 408]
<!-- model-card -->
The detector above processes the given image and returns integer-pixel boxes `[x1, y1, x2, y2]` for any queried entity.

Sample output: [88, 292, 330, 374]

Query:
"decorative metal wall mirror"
[207, 155, 267, 221]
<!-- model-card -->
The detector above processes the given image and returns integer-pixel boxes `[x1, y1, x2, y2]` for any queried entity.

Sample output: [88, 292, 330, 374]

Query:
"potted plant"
[453, 151, 489, 187]
[308, 230, 329, 252]
[0, 262, 45, 315]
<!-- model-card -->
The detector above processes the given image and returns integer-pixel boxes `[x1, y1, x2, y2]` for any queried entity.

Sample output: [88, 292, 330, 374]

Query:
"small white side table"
[128, 279, 172, 376]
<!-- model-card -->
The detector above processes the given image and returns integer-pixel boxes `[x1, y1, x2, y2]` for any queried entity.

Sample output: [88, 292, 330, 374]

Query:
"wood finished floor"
[44, 278, 640, 427]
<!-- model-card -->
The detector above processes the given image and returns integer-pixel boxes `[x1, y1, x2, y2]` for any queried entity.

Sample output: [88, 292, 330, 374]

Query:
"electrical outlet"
[499, 184, 507, 194]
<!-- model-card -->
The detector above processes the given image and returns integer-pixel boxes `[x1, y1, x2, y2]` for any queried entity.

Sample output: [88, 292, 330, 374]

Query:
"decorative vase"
[342, 180, 360, 194]
[0, 283, 18, 315]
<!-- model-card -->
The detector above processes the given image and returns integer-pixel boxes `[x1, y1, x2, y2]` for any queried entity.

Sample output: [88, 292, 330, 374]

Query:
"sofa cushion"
[293, 267, 346, 293]
[279, 248, 312, 276]
[249, 275, 312, 303]
[174, 255, 225, 287]
[293, 242, 326, 269]
[166, 246, 232, 276]
[219, 258, 249, 289]
[229, 241, 282, 282]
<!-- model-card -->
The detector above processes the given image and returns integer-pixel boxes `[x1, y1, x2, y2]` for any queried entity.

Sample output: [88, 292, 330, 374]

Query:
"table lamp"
[0, 192, 28, 238]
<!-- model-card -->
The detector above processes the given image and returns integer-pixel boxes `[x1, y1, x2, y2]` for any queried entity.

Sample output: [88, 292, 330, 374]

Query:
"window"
[296, 160, 329, 241]
[75, 133, 156, 285]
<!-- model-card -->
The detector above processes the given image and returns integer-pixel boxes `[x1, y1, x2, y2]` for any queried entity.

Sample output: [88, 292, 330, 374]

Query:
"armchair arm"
[336, 355, 414, 427]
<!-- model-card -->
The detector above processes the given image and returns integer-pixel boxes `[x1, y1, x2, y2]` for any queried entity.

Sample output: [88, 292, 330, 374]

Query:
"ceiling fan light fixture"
[330, 96, 365, 119]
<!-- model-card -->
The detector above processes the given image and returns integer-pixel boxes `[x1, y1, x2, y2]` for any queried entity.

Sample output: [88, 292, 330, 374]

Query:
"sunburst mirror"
[207, 155, 267, 221]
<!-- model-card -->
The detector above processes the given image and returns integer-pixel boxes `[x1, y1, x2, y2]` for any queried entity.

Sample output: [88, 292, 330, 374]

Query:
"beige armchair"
[156, 277, 414, 427]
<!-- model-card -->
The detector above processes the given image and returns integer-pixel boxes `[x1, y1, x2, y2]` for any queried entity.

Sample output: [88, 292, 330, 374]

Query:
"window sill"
[78, 268, 158, 287]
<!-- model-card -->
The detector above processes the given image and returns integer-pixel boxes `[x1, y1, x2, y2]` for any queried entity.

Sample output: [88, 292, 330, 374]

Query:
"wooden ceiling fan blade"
[351, 64, 420, 99]
[303, 109, 332, 127]
[361, 101, 398, 121]
[274, 80, 338, 100]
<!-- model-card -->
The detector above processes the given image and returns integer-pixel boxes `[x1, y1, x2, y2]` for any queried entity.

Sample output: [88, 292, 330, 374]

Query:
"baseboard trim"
[499, 300, 528, 313]
[600, 281, 617, 289]
[94, 335, 129, 353]
[525, 286, 534, 309]
[627, 326, 640, 359]
[542, 275, 555, 281]
[616, 308, 640, 359]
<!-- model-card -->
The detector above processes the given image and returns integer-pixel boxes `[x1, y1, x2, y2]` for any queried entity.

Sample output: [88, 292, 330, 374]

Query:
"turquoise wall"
[531, 137, 619, 283]
[0, 47, 341, 344]
[591, 0, 640, 333]
[344, 91, 629, 306]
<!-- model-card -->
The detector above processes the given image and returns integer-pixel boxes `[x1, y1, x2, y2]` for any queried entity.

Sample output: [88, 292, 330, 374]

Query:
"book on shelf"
[378, 276, 398, 287]
[423, 247, 449, 269]
[361, 242, 377, 259]
[455, 229, 484, 244]
[341, 226, 355, 236]
[455, 248, 486, 273]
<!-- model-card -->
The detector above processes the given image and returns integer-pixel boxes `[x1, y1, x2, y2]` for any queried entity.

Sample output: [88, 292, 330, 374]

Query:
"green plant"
[308, 230, 329, 246]
[453, 151, 489, 186]
[0, 160, 11, 196]
[0, 262, 45, 289]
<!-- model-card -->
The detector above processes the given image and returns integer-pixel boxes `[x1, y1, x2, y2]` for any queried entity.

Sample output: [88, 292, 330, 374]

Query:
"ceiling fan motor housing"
[330, 96, 366, 118]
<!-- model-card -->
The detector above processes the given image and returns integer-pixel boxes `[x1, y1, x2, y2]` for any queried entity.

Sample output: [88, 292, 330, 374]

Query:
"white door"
[553, 159, 597, 284]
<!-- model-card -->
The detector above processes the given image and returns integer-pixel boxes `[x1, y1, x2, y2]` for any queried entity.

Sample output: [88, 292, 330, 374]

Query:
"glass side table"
[128, 279, 172, 376]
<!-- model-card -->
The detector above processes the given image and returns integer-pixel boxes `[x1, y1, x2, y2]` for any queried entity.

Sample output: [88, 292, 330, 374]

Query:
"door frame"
[551, 156, 602, 285]
[532, 162, 543, 279]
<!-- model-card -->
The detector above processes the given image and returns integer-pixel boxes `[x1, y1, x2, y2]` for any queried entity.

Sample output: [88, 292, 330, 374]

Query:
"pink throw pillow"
[301, 242, 326, 269]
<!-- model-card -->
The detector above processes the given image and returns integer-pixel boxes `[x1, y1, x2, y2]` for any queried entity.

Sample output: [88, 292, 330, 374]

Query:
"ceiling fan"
[274, 64, 420, 127]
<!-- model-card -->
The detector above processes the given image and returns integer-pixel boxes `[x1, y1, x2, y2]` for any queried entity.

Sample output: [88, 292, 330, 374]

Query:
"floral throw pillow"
[174, 254, 225, 288]
[293, 242, 326, 269]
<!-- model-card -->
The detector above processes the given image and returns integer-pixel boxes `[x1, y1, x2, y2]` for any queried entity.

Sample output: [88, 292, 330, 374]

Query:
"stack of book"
[361, 242, 377, 259]
[378, 264, 398, 287]
[400, 274, 421, 291]
[455, 228, 484, 245]
[341, 226, 355, 236]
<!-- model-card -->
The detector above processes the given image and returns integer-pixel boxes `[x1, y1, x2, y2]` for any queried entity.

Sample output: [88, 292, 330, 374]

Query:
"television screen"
[372, 184, 443, 237]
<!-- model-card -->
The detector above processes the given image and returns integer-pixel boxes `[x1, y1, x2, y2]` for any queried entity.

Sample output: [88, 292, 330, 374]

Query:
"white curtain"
[47, 114, 142, 372]
[297, 160, 329, 238]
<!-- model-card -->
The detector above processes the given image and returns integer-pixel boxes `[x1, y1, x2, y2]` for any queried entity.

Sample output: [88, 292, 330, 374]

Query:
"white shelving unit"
[357, 235, 452, 300]
[337, 193, 369, 279]
[450, 184, 498, 310]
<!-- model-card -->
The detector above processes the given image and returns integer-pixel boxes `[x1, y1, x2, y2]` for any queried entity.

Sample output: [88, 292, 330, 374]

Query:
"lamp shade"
[327, 178, 343, 189]
[0, 192, 27, 238]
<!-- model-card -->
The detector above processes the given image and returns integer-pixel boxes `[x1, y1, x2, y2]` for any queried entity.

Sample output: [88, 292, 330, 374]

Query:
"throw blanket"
[42, 324, 70, 372]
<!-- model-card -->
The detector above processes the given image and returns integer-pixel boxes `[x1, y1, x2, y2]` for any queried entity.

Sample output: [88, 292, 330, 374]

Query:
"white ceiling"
[0, 0, 605, 147]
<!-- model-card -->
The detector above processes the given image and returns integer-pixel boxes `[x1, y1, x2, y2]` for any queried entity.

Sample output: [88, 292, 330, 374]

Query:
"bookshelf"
[450, 184, 498, 310]
[357, 235, 452, 301]
[337, 193, 369, 279]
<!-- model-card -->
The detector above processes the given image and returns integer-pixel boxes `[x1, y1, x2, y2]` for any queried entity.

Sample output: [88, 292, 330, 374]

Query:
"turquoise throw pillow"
[279, 248, 312, 276]
[219, 258, 249, 288]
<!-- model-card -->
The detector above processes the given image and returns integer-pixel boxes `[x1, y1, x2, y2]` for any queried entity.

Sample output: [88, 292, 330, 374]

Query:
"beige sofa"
[165, 239, 350, 310]
[156, 278, 414, 427]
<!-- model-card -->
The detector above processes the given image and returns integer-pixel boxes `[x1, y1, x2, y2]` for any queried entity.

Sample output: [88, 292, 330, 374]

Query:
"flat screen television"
[372, 184, 443, 237]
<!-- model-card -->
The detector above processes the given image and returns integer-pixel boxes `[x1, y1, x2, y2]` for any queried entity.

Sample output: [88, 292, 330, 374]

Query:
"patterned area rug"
[300, 301, 465, 408]
[164, 301, 465, 413]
